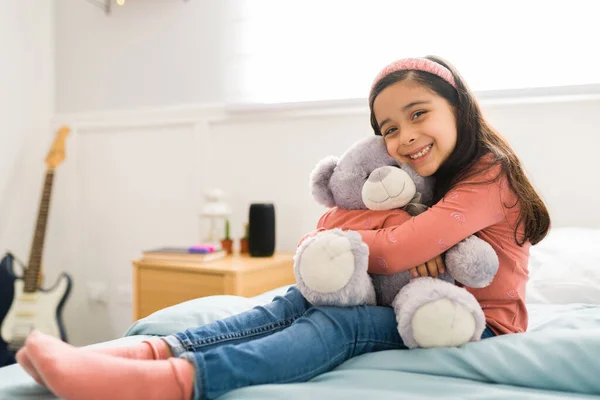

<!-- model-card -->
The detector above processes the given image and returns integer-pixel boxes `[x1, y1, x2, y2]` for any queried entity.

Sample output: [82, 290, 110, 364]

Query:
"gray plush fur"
[445, 236, 499, 288]
[397, 163, 435, 207]
[294, 229, 376, 306]
[310, 136, 406, 210]
[371, 270, 454, 307]
[310, 156, 339, 208]
[392, 277, 487, 349]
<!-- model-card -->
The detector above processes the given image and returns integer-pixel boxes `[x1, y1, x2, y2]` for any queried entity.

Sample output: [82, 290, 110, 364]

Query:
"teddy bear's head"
[310, 136, 435, 211]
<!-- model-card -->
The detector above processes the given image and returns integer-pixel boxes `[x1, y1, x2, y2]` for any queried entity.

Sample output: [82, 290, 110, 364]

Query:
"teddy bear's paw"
[294, 229, 375, 306]
[393, 277, 486, 348]
[297, 231, 356, 293]
[445, 235, 499, 288]
[411, 298, 476, 348]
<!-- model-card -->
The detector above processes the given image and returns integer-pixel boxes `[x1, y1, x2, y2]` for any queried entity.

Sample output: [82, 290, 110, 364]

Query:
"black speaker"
[248, 203, 275, 257]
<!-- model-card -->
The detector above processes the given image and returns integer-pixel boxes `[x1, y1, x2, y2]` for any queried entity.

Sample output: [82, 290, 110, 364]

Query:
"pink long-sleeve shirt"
[315, 159, 530, 335]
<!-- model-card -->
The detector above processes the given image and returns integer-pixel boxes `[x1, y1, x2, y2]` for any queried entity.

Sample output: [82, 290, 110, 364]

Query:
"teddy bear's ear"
[309, 155, 339, 208]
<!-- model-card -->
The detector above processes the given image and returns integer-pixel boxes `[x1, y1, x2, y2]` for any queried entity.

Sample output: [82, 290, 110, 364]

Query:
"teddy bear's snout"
[362, 166, 417, 210]
[367, 166, 394, 182]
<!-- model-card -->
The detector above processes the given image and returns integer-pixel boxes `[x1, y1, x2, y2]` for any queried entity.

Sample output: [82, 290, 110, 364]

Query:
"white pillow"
[527, 227, 600, 304]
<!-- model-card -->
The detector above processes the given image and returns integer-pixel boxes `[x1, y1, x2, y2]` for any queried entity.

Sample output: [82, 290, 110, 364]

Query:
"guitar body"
[0, 253, 72, 366]
[0, 254, 18, 366]
[0, 126, 73, 366]
[1, 273, 72, 346]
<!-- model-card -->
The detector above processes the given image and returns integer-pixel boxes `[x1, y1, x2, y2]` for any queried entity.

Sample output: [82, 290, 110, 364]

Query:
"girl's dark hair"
[369, 55, 550, 246]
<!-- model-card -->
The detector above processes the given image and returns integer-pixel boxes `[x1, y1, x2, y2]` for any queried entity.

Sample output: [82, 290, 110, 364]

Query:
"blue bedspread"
[221, 304, 600, 399]
[1, 301, 599, 399]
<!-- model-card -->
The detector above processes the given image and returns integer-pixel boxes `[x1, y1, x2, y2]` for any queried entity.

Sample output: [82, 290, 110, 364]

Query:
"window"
[225, 0, 600, 105]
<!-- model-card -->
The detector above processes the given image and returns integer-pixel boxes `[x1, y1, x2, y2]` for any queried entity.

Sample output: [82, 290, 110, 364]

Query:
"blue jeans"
[163, 286, 496, 400]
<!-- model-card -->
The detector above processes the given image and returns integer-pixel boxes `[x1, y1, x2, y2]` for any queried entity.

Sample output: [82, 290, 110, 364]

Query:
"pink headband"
[370, 58, 457, 99]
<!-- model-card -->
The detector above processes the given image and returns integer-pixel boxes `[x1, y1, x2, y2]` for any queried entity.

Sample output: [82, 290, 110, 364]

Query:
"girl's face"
[373, 79, 458, 177]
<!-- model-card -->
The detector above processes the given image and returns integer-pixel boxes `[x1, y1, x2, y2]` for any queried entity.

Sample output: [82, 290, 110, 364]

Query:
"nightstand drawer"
[132, 253, 295, 321]
[137, 267, 227, 318]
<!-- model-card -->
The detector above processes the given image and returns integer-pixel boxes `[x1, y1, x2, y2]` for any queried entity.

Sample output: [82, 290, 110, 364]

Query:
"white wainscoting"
[46, 94, 600, 345]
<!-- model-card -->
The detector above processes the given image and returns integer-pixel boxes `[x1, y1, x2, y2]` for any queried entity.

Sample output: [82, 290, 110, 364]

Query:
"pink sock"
[17, 335, 171, 386]
[25, 331, 194, 400]
[16, 347, 46, 386]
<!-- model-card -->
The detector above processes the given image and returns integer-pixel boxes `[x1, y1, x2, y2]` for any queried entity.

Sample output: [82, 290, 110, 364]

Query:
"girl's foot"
[24, 331, 194, 400]
[16, 334, 171, 386]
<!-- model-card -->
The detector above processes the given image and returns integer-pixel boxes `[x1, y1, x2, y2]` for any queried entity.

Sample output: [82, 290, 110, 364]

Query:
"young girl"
[16, 55, 550, 400]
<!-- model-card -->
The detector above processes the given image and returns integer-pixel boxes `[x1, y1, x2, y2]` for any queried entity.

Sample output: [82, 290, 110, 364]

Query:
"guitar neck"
[24, 170, 55, 293]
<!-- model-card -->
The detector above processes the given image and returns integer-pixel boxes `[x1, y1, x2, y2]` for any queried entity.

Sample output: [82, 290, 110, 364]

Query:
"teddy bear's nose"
[367, 166, 394, 183]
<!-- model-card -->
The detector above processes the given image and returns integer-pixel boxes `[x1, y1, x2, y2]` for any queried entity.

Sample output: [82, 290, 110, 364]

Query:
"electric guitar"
[0, 126, 73, 366]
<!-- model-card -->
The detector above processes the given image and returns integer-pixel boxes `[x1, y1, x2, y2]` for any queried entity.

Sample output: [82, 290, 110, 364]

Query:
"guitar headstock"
[45, 126, 71, 170]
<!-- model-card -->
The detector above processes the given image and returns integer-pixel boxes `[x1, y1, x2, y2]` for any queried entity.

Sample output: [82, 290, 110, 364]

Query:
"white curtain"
[225, 0, 600, 105]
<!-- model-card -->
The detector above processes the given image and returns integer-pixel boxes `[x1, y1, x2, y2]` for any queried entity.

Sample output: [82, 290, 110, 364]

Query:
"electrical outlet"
[87, 282, 108, 304]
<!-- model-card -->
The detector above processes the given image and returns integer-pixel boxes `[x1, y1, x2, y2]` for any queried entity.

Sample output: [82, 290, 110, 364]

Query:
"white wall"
[55, 0, 227, 113]
[0, 1, 55, 270]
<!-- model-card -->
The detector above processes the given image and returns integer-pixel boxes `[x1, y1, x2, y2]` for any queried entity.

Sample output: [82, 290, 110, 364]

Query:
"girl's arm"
[297, 208, 412, 246]
[355, 171, 508, 274]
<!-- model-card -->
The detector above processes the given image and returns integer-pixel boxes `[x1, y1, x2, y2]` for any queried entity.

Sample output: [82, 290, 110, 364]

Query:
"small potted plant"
[239, 222, 249, 254]
[221, 219, 233, 255]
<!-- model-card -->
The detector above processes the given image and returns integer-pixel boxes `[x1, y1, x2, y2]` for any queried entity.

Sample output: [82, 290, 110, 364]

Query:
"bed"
[1, 227, 600, 399]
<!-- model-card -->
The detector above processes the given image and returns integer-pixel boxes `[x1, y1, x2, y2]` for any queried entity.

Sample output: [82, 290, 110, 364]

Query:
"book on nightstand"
[142, 247, 227, 263]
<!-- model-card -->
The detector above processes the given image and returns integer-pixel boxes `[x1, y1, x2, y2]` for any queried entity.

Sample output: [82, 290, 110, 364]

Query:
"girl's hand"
[410, 255, 445, 278]
[297, 228, 326, 247]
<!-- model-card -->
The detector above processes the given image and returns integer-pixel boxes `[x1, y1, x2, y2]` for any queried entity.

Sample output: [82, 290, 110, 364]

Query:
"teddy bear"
[293, 136, 499, 348]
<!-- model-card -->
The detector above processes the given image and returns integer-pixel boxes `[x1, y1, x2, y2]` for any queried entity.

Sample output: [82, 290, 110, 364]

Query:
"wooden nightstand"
[132, 252, 295, 321]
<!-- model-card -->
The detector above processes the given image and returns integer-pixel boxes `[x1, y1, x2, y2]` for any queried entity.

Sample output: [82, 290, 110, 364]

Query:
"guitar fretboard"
[24, 170, 54, 293]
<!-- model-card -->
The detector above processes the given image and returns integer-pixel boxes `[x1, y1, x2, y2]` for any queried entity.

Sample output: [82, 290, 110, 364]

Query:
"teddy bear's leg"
[294, 228, 376, 306]
[392, 277, 486, 349]
[445, 235, 499, 288]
